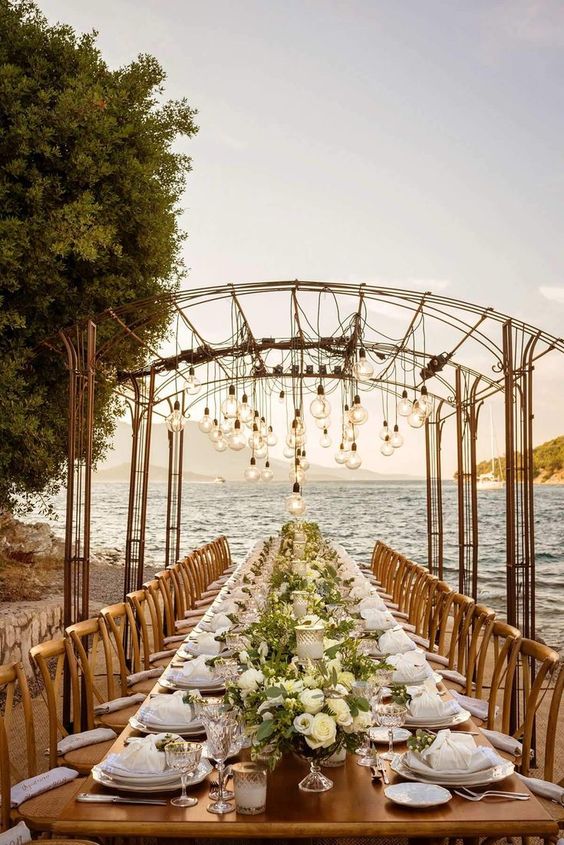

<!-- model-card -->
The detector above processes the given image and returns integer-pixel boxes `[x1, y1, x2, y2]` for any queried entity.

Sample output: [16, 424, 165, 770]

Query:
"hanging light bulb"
[390, 424, 404, 448]
[398, 390, 412, 417]
[221, 384, 240, 419]
[310, 385, 331, 420]
[346, 442, 362, 470]
[380, 435, 394, 456]
[315, 416, 331, 430]
[266, 426, 278, 446]
[198, 406, 213, 434]
[335, 442, 349, 465]
[286, 419, 305, 448]
[299, 449, 310, 471]
[165, 400, 186, 433]
[260, 416, 268, 437]
[354, 348, 375, 380]
[248, 423, 264, 450]
[261, 460, 274, 482]
[408, 406, 425, 429]
[286, 482, 307, 516]
[221, 416, 234, 434]
[185, 366, 201, 396]
[244, 456, 261, 482]
[320, 427, 332, 448]
[278, 389, 285, 404]
[254, 442, 268, 459]
[227, 419, 247, 451]
[418, 385, 433, 418]
[379, 420, 389, 441]
[209, 419, 221, 442]
[350, 394, 368, 426]
[283, 444, 296, 459]
[289, 461, 305, 483]
[214, 434, 227, 452]
[344, 403, 351, 422]
[239, 393, 253, 424]
[294, 409, 306, 436]
[343, 421, 356, 443]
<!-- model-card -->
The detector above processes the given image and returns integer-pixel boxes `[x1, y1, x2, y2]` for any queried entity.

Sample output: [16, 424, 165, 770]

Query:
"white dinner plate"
[159, 673, 225, 693]
[182, 641, 223, 658]
[92, 758, 213, 793]
[384, 782, 452, 808]
[370, 727, 412, 744]
[404, 708, 471, 729]
[129, 715, 205, 736]
[391, 754, 515, 788]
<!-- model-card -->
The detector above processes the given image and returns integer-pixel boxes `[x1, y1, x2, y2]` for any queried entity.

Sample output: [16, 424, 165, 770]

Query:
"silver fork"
[454, 787, 529, 801]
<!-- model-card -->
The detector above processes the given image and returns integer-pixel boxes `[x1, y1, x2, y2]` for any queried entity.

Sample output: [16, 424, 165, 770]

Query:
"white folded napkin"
[424, 650, 450, 667]
[422, 729, 476, 769]
[350, 580, 373, 600]
[482, 729, 523, 756]
[517, 773, 564, 805]
[450, 690, 493, 721]
[149, 648, 177, 663]
[409, 684, 461, 720]
[217, 599, 238, 615]
[388, 652, 433, 683]
[378, 627, 417, 655]
[361, 608, 396, 631]
[10, 766, 79, 807]
[176, 654, 216, 682]
[0, 821, 32, 844]
[439, 668, 467, 686]
[94, 692, 145, 715]
[405, 733, 502, 777]
[140, 690, 199, 726]
[104, 735, 166, 774]
[127, 667, 164, 687]
[57, 727, 117, 755]
[189, 633, 222, 656]
[208, 612, 233, 632]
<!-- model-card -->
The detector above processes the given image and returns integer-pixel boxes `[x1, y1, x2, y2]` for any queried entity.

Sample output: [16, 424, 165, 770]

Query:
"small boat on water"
[478, 409, 505, 490]
[213, 476, 226, 484]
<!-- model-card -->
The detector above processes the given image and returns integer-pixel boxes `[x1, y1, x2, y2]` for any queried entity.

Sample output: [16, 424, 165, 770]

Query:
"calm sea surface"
[27, 480, 564, 651]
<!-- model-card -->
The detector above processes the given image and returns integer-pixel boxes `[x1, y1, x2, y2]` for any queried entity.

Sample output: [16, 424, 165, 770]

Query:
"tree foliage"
[0, 0, 198, 511]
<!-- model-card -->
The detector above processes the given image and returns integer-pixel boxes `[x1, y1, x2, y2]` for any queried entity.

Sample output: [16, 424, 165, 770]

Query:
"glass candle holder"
[232, 762, 267, 815]
[292, 590, 309, 619]
[295, 622, 325, 660]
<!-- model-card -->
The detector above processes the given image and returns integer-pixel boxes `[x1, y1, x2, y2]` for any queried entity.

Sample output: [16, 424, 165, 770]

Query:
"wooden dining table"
[32, 551, 559, 842]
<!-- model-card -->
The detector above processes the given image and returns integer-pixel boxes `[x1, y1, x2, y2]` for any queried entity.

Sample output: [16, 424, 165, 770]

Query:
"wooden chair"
[100, 602, 159, 695]
[30, 638, 115, 775]
[0, 662, 85, 834]
[126, 587, 170, 668]
[476, 620, 522, 731]
[65, 618, 142, 733]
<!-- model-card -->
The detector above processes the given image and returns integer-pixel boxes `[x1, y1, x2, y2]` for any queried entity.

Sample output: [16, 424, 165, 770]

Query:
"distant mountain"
[475, 435, 564, 485]
[95, 420, 420, 483]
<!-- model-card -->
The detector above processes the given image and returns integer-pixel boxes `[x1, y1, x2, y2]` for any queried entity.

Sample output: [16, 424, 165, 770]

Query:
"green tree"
[0, 0, 198, 511]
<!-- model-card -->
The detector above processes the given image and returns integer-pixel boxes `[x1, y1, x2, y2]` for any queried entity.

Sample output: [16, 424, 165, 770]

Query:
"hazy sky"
[39, 0, 564, 476]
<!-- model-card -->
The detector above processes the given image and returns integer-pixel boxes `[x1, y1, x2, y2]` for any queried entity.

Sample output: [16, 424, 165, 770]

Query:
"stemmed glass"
[202, 713, 238, 814]
[374, 702, 407, 761]
[352, 679, 377, 767]
[164, 741, 202, 807]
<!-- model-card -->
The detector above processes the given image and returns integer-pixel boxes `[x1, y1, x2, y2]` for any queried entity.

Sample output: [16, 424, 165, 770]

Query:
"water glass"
[374, 702, 407, 761]
[204, 715, 238, 814]
[164, 741, 202, 808]
[232, 762, 267, 814]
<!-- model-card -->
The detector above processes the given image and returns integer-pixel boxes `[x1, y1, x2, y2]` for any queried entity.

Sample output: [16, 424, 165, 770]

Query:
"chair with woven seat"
[30, 638, 116, 775]
[0, 661, 87, 835]
[65, 618, 144, 734]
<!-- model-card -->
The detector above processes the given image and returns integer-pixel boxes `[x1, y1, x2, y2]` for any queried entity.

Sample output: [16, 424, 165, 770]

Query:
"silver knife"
[77, 792, 167, 805]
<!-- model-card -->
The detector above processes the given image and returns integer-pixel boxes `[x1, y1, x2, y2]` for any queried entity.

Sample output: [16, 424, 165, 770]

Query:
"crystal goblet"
[203, 715, 238, 814]
[164, 740, 202, 807]
[374, 702, 407, 761]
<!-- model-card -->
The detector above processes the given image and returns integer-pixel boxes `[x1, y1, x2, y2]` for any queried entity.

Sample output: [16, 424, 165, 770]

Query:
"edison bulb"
[244, 458, 261, 482]
[221, 385, 240, 419]
[283, 444, 296, 459]
[408, 408, 425, 429]
[315, 416, 331, 430]
[390, 424, 404, 448]
[335, 443, 349, 465]
[320, 428, 332, 448]
[379, 421, 389, 441]
[346, 443, 362, 470]
[398, 390, 412, 417]
[186, 367, 201, 396]
[198, 407, 213, 434]
[239, 394, 254, 424]
[350, 395, 368, 426]
[286, 484, 307, 516]
[266, 426, 278, 446]
[214, 435, 227, 452]
[254, 442, 268, 459]
[418, 386, 433, 418]
[354, 348, 374, 380]
[228, 420, 247, 451]
[209, 419, 222, 442]
[261, 461, 274, 482]
[278, 390, 285, 404]
[380, 435, 394, 456]
[300, 451, 310, 471]
[249, 424, 264, 450]
[289, 465, 305, 483]
[310, 385, 331, 420]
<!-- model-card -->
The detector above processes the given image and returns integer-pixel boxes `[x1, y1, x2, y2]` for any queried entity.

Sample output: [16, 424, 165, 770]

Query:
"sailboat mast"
[490, 407, 495, 474]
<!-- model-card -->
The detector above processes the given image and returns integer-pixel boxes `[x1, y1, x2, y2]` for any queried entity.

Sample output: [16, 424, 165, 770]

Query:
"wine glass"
[351, 680, 376, 766]
[164, 741, 202, 807]
[203, 715, 238, 814]
[374, 702, 407, 761]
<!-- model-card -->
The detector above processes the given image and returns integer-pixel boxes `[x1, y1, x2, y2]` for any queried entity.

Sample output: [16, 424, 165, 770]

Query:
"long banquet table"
[40, 540, 558, 841]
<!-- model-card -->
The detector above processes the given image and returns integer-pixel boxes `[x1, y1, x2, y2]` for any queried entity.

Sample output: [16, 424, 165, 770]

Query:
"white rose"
[327, 698, 353, 727]
[337, 671, 355, 689]
[281, 678, 304, 694]
[351, 709, 372, 732]
[258, 641, 269, 660]
[238, 649, 250, 664]
[306, 712, 337, 749]
[293, 712, 314, 735]
[299, 688, 325, 714]
[238, 667, 264, 692]
[261, 710, 274, 721]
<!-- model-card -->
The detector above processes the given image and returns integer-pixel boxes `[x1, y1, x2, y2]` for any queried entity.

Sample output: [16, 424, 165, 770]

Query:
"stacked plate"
[92, 758, 213, 794]
[129, 713, 204, 737]
[391, 752, 514, 788]
[404, 707, 471, 730]
[159, 669, 225, 694]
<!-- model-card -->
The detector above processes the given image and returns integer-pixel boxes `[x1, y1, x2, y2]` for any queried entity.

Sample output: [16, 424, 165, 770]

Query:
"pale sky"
[40, 0, 564, 477]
